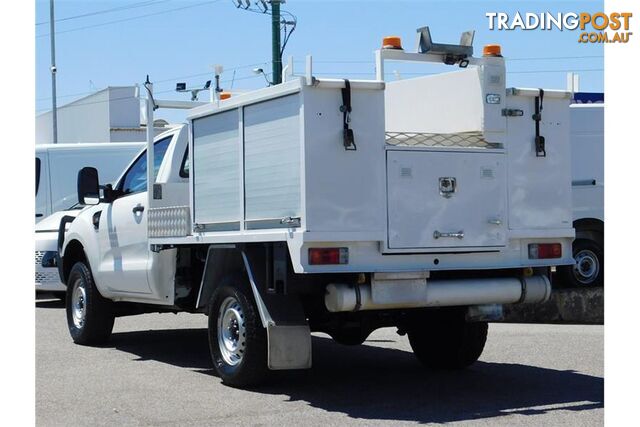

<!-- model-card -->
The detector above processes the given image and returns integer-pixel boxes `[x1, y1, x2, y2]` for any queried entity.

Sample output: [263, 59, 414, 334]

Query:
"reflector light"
[220, 92, 232, 100]
[308, 248, 349, 265]
[528, 243, 562, 259]
[483, 44, 502, 57]
[382, 36, 403, 50]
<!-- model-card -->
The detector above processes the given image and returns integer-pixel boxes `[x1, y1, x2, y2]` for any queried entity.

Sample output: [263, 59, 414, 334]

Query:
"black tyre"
[208, 275, 268, 387]
[329, 326, 371, 346]
[408, 313, 488, 369]
[65, 262, 115, 345]
[558, 238, 603, 288]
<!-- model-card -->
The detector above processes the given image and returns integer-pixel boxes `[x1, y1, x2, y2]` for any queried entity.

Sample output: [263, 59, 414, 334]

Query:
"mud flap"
[267, 324, 312, 370]
[241, 250, 312, 370]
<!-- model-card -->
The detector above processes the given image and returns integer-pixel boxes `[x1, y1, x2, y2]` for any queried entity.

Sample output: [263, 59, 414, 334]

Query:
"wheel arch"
[573, 217, 604, 233]
[61, 239, 88, 285]
[573, 218, 604, 246]
[196, 245, 248, 312]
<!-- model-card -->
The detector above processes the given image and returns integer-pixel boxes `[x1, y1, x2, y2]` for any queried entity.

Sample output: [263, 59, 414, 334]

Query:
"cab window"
[36, 157, 41, 195]
[119, 136, 172, 195]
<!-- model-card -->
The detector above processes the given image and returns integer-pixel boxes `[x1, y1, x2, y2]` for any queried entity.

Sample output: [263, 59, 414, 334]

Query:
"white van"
[35, 142, 144, 296]
[557, 100, 604, 287]
[36, 142, 144, 221]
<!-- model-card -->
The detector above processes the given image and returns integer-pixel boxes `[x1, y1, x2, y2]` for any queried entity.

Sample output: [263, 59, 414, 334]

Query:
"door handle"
[36, 213, 44, 218]
[433, 230, 464, 239]
[132, 205, 145, 214]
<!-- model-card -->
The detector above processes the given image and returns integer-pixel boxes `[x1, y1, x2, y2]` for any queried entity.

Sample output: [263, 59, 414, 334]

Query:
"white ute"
[58, 29, 575, 387]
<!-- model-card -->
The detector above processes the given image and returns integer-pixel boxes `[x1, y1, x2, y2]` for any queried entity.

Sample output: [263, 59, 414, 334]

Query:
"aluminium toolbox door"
[386, 150, 507, 250]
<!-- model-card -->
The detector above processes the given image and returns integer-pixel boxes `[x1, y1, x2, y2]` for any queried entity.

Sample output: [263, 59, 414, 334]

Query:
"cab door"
[95, 136, 173, 294]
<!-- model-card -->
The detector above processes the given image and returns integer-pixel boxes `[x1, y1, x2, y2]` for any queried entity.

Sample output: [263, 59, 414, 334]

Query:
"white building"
[36, 86, 169, 144]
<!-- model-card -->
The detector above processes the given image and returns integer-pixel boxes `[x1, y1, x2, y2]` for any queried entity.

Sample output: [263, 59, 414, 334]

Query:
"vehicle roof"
[35, 141, 146, 152]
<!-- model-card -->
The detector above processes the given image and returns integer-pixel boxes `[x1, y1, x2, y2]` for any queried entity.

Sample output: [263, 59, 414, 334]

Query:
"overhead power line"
[35, 0, 171, 26]
[36, 0, 222, 38]
[36, 61, 269, 102]
[508, 68, 603, 74]
[232, 1, 296, 85]
[307, 68, 604, 77]
[302, 55, 603, 65]
[508, 55, 603, 61]
[37, 65, 603, 108]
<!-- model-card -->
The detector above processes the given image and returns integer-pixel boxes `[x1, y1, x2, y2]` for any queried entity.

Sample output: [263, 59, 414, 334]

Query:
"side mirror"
[77, 167, 100, 205]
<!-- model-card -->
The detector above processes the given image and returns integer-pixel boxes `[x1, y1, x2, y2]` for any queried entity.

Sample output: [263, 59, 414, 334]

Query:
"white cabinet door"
[387, 150, 507, 250]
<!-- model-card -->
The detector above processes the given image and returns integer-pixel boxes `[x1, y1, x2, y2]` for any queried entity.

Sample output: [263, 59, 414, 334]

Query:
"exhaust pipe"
[325, 275, 551, 313]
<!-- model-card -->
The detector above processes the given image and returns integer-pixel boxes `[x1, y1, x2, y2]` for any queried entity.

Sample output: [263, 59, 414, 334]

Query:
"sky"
[35, 0, 604, 123]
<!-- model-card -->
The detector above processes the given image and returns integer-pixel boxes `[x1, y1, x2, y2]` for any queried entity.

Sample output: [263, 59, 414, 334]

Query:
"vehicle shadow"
[35, 294, 65, 309]
[108, 328, 603, 424]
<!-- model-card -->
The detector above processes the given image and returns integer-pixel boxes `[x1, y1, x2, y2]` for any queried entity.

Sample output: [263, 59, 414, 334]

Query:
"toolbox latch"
[532, 88, 546, 157]
[340, 79, 357, 151]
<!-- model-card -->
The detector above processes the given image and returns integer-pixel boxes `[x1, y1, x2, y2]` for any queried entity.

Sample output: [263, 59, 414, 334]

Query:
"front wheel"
[408, 311, 488, 369]
[65, 262, 115, 345]
[208, 275, 268, 387]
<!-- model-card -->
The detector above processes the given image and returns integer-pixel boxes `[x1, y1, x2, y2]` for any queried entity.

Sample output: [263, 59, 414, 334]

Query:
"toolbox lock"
[439, 177, 457, 198]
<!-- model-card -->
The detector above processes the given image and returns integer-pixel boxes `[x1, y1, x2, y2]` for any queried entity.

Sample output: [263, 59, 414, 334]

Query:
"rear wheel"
[65, 262, 115, 345]
[208, 275, 268, 387]
[408, 310, 487, 369]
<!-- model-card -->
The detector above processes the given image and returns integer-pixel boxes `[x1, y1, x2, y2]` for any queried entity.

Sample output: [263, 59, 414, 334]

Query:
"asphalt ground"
[36, 295, 603, 426]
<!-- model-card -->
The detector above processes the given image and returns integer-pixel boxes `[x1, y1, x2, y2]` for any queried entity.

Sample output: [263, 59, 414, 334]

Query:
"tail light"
[308, 248, 349, 265]
[528, 243, 562, 259]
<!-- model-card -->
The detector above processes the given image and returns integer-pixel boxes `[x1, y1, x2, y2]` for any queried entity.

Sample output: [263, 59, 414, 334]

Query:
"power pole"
[49, 0, 58, 144]
[234, 0, 295, 86]
[271, 0, 282, 84]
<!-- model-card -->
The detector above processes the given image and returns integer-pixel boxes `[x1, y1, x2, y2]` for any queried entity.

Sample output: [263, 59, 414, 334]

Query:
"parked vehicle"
[35, 210, 82, 297]
[36, 142, 144, 222]
[557, 100, 604, 287]
[35, 142, 144, 297]
[58, 29, 575, 387]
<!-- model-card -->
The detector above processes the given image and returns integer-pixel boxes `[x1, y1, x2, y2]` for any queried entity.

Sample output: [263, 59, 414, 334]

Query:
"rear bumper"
[290, 234, 575, 274]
